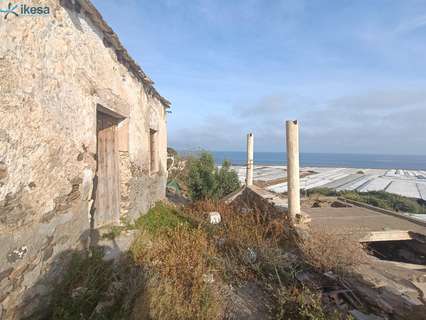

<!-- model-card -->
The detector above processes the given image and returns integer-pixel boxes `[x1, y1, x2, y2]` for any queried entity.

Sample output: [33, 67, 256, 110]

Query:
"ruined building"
[0, 0, 170, 318]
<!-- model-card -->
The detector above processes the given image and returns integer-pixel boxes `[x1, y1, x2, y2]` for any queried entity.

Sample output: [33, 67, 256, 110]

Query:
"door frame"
[94, 105, 125, 228]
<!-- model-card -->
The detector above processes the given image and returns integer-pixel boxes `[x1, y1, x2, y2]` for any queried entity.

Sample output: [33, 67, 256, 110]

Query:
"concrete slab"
[304, 207, 426, 241]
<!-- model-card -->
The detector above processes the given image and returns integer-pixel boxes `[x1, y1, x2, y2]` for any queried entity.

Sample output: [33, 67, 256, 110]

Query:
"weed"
[132, 224, 222, 320]
[135, 202, 191, 234]
[187, 200, 292, 283]
[48, 249, 129, 320]
[298, 230, 367, 276]
[307, 188, 337, 197]
[102, 225, 126, 240]
[48, 200, 356, 320]
[130, 202, 222, 319]
[342, 190, 426, 214]
[273, 284, 345, 320]
[308, 188, 426, 214]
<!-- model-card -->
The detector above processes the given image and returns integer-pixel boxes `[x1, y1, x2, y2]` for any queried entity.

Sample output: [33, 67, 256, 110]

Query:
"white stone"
[202, 273, 214, 284]
[243, 247, 257, 264]
[208, 212, 221, 224]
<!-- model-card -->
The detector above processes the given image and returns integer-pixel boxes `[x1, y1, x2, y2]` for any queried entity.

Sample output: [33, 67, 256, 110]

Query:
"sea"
[180, 151, 426, 170]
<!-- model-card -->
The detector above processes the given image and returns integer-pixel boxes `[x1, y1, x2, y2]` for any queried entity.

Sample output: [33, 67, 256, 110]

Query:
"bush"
[135, 202, 191, 234]
[48, 250, 127, 320]
[307, 188, 426, 215]
[307, 188, 337, 197]
[187, 152, 240, 201]
[273, 285, 343, 320]
[216, 160, 241, 198]
[298, 230, 367, 276]
[341, 190, 426, 214]
[186, 199, 291, 282]
[131, 203, 222, 320]
[187, 152, 218, 200]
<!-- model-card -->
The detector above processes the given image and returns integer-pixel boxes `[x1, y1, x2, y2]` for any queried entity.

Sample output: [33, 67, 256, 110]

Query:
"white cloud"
[396, 15, 426, 34]
[170, 88, 426, 155]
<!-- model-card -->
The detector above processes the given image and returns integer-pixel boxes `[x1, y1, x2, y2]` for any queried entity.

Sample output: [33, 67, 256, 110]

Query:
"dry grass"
[186, 200, 292, 280]
[131, 205, 222, 320]
[130, 201, 357, 320]
[47, 201, 364, 319]
[298, 229, 368, 276]
[273, 284, 344, 320]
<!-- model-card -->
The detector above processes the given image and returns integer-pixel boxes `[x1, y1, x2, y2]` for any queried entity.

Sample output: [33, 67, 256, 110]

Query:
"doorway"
[94, 111, 121, 228]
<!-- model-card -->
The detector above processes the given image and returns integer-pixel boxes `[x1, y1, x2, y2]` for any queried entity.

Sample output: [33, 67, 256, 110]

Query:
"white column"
[286, 120, 301, 217]
[246, 133, 254, 186]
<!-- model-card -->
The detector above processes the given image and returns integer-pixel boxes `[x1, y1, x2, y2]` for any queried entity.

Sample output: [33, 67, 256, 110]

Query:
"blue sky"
[92, 0, 426, 155]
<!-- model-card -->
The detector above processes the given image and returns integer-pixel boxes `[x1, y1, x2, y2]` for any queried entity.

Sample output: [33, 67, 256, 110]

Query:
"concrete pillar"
[286, 120, 301, 217]
[246, 133, 254, 186]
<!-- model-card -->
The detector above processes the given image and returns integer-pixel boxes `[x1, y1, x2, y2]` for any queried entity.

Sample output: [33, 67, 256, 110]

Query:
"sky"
[92, 0, 426, 155]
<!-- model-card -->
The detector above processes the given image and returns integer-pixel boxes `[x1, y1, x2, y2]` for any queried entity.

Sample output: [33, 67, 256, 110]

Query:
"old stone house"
[0, 0, 169, 318]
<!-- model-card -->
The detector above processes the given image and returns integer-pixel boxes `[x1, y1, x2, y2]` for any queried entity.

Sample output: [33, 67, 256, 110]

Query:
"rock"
[216, 237, 226, 247]
[350, 309, 385, 320]
[243, 248, 257, 264]
[282, 252, 299, 267]
[202, 273, 214, 284]
[225, 282, 270, 320]
[312, 201, 322, 208]
[98, 230, 139, 262]
[7, 246, 28, 263]
[71, 286, 88, 298]
[90, 300, 115, 319]
[412, 281, 426, 298]
[208, 211, 221, 224]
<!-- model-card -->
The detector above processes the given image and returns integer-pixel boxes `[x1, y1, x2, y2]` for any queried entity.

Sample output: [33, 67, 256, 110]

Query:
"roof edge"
[60, 0, 171, 108]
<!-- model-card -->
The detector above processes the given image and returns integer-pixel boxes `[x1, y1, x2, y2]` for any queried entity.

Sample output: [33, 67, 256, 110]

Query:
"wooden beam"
[359, 230, 413, 242]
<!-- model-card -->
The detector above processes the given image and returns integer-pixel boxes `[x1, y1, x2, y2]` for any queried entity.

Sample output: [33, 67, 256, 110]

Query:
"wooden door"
[95, 112, 120, 227]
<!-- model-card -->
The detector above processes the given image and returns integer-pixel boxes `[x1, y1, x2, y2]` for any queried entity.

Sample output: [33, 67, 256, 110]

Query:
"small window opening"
[150, 129, 159, 173]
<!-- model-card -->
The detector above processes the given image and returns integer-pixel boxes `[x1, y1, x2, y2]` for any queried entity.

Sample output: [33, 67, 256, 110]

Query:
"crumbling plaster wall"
[0, 1, 167, 318]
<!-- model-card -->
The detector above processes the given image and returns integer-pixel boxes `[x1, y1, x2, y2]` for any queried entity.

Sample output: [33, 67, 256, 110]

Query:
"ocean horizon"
[178, 150, 426, 170]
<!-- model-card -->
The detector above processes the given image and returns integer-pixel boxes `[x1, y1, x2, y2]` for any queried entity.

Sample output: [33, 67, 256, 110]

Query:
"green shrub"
[49, 250, 120, 320]
[136, 202, 191, 234]
[131, 202, 222, 320]
[216, 160, 241, 198]
[307, 188, 337, 197]
[187, 152, 240, 201]
[308, 188, 426, 214]
[341, 190, 426, 214]
[102, 225, 126, 240]
[187, 152, 218, 201]
[273, 285, 343, 320]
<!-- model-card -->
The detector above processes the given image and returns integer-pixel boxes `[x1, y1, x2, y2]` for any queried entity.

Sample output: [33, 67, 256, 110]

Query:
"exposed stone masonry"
[0, 1, 169, 318]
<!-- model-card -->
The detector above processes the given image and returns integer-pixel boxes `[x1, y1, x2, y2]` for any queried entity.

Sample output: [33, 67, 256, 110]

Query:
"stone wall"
[0, 1, 168, 318]
[235, 185, 289, 218]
